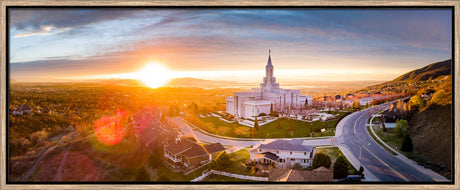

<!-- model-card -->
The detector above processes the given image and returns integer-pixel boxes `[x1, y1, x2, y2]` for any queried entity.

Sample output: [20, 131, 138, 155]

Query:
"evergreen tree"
[312, 151, 332, 169]
[252, 117, 259, 136]
[270, 103, 274, 116]
[358, 166, 365, 178]
[333, 154, 349, 179]
[401, 134, 413, 152]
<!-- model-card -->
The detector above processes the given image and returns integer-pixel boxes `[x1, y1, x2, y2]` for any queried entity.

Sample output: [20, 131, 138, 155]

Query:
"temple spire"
[267, 49, 272, 66]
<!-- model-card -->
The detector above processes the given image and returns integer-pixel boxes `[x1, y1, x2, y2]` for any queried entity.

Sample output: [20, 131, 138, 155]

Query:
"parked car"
[340, 175, 362, 182]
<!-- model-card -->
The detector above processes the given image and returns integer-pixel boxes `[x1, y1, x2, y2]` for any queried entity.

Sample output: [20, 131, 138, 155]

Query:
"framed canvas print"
[1, 0, 458, 190]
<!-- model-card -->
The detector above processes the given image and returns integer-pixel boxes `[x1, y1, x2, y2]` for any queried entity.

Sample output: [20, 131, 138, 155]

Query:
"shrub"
[394, 119, 409, 137]
[312, 151, 332, 169]
[216, 126, 230, 136]
[234, 127, 250, 136]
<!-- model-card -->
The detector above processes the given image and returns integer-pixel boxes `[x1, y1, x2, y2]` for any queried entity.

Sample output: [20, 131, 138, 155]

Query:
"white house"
[249, 139, 316, 169]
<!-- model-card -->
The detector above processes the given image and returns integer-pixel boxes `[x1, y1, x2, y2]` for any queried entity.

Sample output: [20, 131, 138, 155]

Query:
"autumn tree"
[211, 151, 233, 171]
[312, 151, 332, 169]
[352, 100, 361, 110]
[289, 119, 295, 136]
[409, 95, 426, 110]
[252, 117, 259, 136]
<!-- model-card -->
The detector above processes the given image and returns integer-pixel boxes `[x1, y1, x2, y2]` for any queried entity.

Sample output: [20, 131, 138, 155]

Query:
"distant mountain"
[393, 59, 451, 82]
[166, 77, 237, 86]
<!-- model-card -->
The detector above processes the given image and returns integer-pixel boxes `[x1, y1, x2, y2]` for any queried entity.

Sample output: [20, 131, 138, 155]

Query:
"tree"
[429, 89, 450, 105]
[252, 117, 259, 136]
[333, 154, 349, 179]
[312, 151, 332, 169]
[352, 100, 360, 110]
[409, 95, 426, 110]
[288, 119, 295, 135]
[401, 134, 413, 152]
[135, 167, 150, 181]
[394, 119, 409, 137]
[211, 151, 233, 171]
[270, 103, 274, 116]
[358, 166, 365, 178]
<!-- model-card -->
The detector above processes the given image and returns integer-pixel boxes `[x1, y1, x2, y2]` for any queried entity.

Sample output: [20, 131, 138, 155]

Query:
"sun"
[136, 63, 173, 88]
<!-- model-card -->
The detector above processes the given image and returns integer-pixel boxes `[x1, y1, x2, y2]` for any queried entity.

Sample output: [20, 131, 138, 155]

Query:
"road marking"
[353, 113, 366, 135]
[363, 145, 409, 182]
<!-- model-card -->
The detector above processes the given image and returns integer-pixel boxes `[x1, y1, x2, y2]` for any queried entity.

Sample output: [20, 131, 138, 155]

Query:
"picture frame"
[1, 0, 459, 189]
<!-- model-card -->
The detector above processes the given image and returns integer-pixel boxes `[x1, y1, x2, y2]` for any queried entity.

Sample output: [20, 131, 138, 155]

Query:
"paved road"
[170, 117, 333, 148]
[334, 102, 438, 182]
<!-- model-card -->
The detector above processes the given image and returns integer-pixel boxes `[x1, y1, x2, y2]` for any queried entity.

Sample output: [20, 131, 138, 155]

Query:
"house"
[11, 104, 32, 115]
[204, 143, 226, 160]
[268, 166, 333, 182]
[249, 139, 316, 169]
[381, 110, 402, 132]
[163, 138, 225, 172]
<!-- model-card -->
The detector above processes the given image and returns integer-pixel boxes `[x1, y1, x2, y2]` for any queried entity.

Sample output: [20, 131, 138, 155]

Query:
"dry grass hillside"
[409, 104, 452, 172]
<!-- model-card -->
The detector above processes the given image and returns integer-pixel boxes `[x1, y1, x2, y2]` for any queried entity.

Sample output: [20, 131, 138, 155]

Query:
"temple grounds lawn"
[190, 111, 350, 138]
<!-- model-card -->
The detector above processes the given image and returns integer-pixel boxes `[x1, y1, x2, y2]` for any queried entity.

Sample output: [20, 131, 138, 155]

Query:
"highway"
[334, 102, 438, 182]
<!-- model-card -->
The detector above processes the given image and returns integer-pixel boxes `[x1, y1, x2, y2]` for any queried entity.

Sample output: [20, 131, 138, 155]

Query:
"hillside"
[409, 104, 452, 172]
[393, 59, 452, 82]
[356, 59, 452, 95]
[359, 59, 453, 178]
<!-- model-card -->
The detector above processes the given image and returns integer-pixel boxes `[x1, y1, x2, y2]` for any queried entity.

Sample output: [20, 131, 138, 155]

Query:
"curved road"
[334, 102, 441, 182]
[170, 117, 333, 148]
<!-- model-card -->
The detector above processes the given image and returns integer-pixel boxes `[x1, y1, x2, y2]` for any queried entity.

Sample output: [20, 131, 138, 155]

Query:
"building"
[163, 139, 225, 172]
[226, 50, 312, 119]
[268, 167, 333, 182]
[249, 139, 316, 169]
[381, 110, 402, 132]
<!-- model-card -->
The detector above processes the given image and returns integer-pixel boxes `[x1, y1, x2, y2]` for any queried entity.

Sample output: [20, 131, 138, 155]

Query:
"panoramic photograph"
[7, 8, 453, 183]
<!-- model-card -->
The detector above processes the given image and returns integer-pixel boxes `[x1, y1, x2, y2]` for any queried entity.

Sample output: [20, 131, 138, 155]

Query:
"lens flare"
[94, 108, 128, 146]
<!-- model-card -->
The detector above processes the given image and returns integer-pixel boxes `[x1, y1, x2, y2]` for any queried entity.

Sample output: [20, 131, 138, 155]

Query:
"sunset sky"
[9, 8, 452, 83]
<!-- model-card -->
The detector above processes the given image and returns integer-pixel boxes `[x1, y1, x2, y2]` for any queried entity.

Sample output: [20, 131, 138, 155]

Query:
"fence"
[191, 169, 268, 182]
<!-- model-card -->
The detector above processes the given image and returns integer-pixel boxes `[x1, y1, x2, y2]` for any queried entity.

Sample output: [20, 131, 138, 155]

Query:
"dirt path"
[20, 145, 57, 181]
[53, 145, 72, 181]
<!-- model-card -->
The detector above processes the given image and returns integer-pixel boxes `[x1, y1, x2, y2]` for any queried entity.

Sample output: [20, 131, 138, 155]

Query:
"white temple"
[226, 50, 312, 119]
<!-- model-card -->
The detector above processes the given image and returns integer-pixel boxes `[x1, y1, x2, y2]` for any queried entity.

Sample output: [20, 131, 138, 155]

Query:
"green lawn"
[372, 126, 403, 151]
[367, 126, 397, 155]
[156, 164, 210, 181]
[196, 111, 349, 138]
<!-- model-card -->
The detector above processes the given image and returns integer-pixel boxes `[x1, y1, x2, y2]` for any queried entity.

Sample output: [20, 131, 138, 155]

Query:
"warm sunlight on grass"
[136, 63, 173, 89]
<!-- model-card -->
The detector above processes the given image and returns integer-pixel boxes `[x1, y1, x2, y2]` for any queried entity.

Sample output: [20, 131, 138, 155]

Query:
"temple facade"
[226, 50, 312, 119]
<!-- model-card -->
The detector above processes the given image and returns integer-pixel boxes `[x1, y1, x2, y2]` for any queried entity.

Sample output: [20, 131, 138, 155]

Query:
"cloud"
[10, 9, 147, 38]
